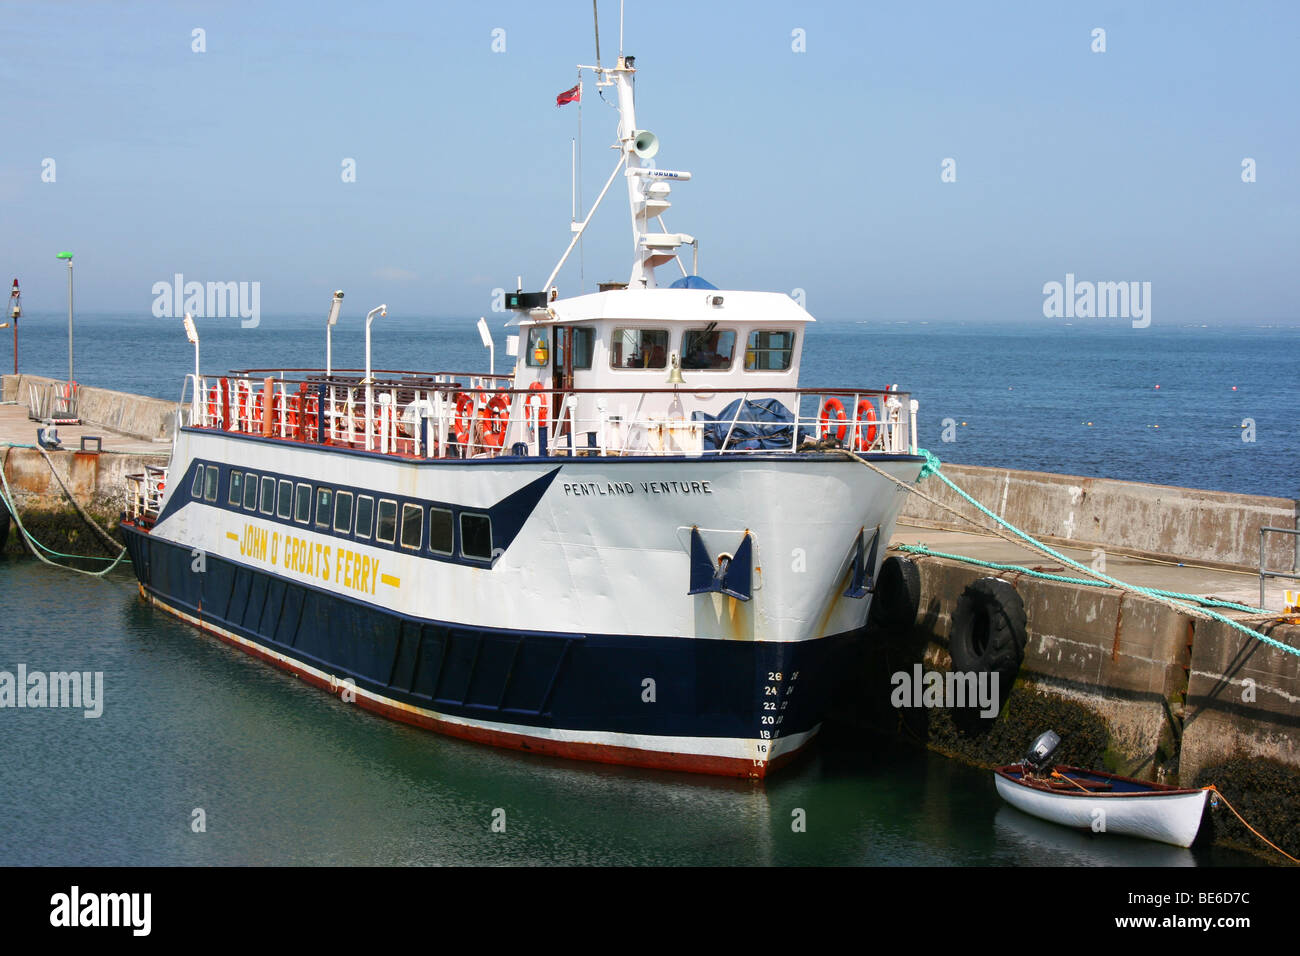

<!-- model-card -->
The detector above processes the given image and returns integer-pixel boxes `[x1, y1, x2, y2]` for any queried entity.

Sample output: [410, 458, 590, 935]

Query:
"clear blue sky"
[2, 0, 1296, 324]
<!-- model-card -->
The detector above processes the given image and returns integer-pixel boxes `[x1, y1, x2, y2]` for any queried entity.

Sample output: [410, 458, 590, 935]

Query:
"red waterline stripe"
[141, 585, 808, 780]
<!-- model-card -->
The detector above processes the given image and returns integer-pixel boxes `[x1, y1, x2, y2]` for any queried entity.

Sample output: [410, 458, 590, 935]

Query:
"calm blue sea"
[8, 312, 1298, 499]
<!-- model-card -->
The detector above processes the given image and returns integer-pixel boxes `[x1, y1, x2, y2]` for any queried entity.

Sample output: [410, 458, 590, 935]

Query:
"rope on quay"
[34, 444, 128, 555]
[893, 544, 1270, 615]
[840, 447, 1300, 659]
[1, 445, 131, 577]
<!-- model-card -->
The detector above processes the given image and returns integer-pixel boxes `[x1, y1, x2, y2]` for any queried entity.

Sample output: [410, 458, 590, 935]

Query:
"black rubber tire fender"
[868, 555, 922, 632]
[948, 576, 1028, 696]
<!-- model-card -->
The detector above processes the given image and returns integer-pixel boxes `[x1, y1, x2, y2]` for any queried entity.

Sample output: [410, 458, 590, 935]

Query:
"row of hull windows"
[524, 327, 796, 372]
[189, 464, 493, 560]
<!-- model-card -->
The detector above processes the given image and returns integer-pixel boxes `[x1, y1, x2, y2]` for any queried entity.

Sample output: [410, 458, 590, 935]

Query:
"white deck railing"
[178, 368, 918, 461]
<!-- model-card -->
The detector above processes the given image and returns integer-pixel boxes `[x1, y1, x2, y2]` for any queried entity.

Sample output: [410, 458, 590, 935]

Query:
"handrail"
[183, 371, 919, 462]
[1259, 526, 1300, 609]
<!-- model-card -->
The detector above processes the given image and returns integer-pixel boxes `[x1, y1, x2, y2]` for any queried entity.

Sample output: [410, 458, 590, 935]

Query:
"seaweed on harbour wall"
[1, 507, 124, 558]
[1194, 754, 1300, 865]
[920, 682, 1113, 771]
[840, 631, 1113, 770]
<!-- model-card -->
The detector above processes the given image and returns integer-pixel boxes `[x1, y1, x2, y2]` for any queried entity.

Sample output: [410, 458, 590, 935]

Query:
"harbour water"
[1, 314, 1289, 865]
[0, 560, 1264, 867]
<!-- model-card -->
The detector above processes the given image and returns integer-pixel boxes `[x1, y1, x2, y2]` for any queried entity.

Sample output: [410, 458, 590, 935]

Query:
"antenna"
[592, 0, 601, 69]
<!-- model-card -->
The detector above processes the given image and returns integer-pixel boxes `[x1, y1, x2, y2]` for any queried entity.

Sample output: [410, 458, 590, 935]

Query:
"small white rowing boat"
[993, 730, 1209, 848]
[993, 765, 1209, 848]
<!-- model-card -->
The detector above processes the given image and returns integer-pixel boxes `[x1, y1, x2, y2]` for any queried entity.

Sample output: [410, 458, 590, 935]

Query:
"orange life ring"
[818, 397, 848, 443]
[452, 392, 476, 445]
[284, 394, 302, 436]
[854, 399, 878, 450]
[298, 384, 319, 441]
[479, 392, 511, 448]
[524, 381, 549, 431]
[219, 377, 231, 430]
[206, 385, 221, 427]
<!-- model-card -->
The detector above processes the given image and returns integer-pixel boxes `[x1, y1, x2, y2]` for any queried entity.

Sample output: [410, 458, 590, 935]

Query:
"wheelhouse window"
[355, 495, 374, 539]
[744, 329, 796, 371]
[428, 507, 454, 555]
[277, 479, 293, 519]
[191, 466, 204, 499]
[556, 327, 595, 370]
[228, 471, 243, 507]
[259, 476, 275, 515]
[400, 503, 423, 550]
[460, 513, 492, 561]
[525, 327, 550, 368]
[243, 473, 259, 511]
[334, 491, 354, 534]
[610, 328, 669, 369]
[315, 488, 333, 528]
[294, 483, 312, 524]
[203, 466, 219, 502]
[682, 329, 736, 371]
[376, 499, 397, 544]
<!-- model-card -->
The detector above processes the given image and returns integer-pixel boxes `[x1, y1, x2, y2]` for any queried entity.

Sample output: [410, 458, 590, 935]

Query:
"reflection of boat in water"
[993, 732, 1209, 848]
[992, 807, 1196, 867]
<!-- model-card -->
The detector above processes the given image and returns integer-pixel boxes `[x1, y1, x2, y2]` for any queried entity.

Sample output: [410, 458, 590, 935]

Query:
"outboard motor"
[1020, 730, 1061, 774]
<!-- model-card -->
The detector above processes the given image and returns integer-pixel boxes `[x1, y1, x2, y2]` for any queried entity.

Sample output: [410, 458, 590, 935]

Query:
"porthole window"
[460, 513, 492, 561]
[376, 499, 397, 544]
[429, 508, 453, 555]
[355, 495, 374, 539]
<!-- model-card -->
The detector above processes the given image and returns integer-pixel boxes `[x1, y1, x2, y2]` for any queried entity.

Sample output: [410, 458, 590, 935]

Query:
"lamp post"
[325, 290, 344, 378]
[56, 251, 73, 384]
[4, 279, 19, 375]
[183, 313, 200, 421]
[324, 291, 344, 441]
[364, 304, 387, 451]
[476, 316, 494, 375]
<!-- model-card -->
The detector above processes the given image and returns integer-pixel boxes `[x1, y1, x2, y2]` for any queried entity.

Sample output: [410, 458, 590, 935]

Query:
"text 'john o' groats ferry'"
[121, 50, 926, 778]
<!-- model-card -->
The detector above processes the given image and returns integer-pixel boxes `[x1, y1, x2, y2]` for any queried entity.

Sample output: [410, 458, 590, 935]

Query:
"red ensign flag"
[556, 83, 581, 106]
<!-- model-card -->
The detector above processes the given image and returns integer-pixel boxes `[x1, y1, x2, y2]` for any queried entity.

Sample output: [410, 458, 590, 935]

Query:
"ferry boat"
[121, 51, 927, 778]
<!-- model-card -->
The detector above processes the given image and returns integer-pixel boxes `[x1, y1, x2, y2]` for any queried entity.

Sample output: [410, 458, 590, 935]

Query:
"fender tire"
[947, 576, 1027, 719]
[868, 555, 922, 632]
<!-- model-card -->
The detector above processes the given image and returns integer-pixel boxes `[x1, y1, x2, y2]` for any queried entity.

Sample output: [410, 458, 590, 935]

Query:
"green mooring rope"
[909, 448, 1299, 658]
[895, 544, 1267, 615]
[1, 445, 132, 576]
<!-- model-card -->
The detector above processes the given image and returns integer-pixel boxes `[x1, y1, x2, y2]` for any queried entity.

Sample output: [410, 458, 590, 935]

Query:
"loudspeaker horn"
[632, 130, 659, 159]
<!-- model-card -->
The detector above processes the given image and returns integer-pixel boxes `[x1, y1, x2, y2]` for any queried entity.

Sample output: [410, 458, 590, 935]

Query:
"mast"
[538, 53, 693, 298]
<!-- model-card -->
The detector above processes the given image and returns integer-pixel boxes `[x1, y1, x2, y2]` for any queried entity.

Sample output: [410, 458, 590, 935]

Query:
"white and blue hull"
[123, 427, 924, 777]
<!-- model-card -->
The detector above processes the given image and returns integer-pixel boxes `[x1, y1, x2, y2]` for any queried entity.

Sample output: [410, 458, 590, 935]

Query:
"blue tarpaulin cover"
[691, 397, 808, 450]
[668, 275, 719, 290]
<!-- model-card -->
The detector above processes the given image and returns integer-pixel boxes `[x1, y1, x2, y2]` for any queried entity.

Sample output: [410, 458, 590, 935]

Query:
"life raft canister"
[479, 392, 511, 448]
[818, 397, 848, 443]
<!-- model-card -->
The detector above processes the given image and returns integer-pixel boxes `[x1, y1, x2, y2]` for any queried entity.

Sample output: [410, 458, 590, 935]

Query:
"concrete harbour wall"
[901, 462, 1298, 573]
[3, 373, 178, 441]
